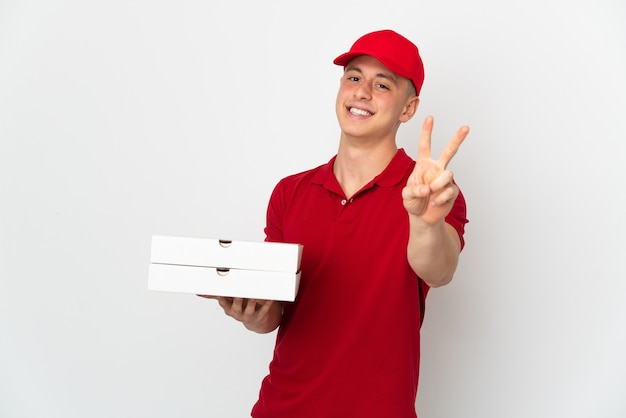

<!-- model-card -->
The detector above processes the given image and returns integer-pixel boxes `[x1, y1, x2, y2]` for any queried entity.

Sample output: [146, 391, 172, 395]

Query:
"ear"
[399, 96, 419, 123]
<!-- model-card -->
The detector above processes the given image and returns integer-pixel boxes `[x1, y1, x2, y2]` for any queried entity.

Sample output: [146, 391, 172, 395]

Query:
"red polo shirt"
[252, 149, 468, 418]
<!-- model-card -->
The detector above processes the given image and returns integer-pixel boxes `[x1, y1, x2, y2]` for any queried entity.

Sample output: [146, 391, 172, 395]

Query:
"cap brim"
[333, 51, 367, 66]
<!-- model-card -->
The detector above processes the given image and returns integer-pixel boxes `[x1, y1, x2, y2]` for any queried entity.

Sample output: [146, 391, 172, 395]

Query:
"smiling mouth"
[349, 107, 372, 117]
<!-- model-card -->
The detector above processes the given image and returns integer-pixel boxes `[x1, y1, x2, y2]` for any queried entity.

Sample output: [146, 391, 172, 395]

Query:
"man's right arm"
[197, 295, 283, 333]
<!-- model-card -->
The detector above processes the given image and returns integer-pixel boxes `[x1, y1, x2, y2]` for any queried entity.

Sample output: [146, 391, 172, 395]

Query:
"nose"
[353, 82, 372, 100]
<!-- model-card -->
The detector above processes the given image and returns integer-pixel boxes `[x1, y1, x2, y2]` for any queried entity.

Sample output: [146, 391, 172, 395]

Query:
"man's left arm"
[407, 215, 461, 287]
[402, 116, 469, 287]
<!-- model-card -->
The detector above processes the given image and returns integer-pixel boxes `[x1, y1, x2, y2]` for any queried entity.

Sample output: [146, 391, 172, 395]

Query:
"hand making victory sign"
[403, 115, 470, 287]
[402, 115, 470, 225]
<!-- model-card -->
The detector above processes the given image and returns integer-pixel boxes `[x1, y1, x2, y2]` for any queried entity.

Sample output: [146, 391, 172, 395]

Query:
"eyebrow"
[345, 65, 399, 85]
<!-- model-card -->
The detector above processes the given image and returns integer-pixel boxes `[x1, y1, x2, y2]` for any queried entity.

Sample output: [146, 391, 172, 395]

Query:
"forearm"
[407, 215, 461, 288]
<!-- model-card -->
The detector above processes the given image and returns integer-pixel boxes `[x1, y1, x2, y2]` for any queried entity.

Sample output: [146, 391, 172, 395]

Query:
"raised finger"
[439, 125, 469, 168]
[418, 116, 434, 160]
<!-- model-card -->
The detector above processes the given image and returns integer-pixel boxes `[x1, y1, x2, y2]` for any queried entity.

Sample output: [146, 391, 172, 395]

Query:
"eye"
[347, 76, 360, 82]
[376, 83, 390, 90]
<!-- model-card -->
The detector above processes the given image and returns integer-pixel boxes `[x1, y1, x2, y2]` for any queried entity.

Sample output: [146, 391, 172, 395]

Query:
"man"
[202, 29, 469, 417]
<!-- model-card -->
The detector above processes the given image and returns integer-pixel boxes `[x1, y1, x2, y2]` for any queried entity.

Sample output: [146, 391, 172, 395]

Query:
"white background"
[1, 0, 625, 417]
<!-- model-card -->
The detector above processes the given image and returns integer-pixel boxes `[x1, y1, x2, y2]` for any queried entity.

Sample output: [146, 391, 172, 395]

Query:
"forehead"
[345, 55, 394, 75]
[344, 55, 407, 86]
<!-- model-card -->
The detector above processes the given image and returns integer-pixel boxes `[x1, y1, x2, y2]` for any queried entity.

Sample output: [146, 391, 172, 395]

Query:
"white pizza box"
[148, 263, 301, 302]
[150, 235, 302, 272]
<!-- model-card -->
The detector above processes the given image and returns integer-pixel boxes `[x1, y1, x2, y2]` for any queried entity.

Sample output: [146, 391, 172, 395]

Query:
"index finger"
[438, 125, 469, 168]
[418, 115, 435, 160]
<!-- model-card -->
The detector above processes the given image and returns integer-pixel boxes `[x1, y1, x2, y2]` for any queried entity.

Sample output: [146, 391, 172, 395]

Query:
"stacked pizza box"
[148, 235, 303, 302]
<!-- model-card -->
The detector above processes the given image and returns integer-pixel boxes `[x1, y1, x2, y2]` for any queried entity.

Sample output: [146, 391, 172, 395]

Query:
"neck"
[333, 136, 398, 199]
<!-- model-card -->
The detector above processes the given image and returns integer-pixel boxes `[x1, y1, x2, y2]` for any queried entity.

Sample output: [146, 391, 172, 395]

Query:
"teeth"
[350, 107, 371, 116]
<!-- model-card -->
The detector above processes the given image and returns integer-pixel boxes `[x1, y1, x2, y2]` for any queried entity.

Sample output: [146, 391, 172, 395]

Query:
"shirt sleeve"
[264, 180, 286, 243]
[445, 182, 469, 250]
